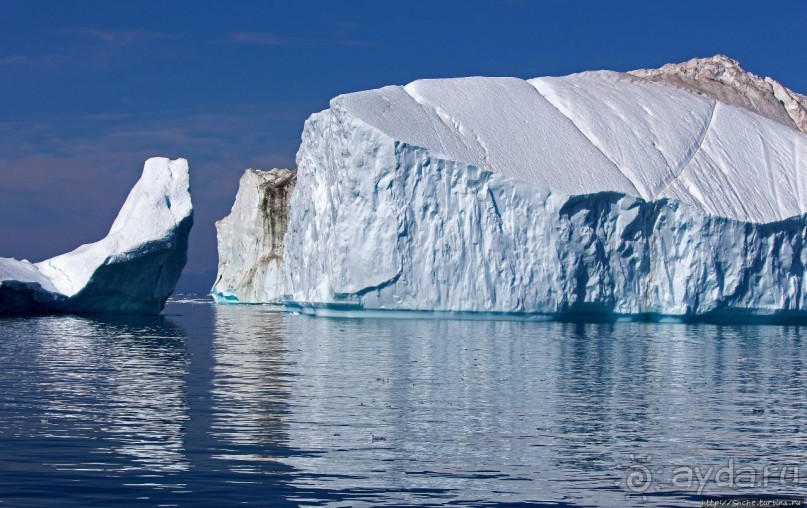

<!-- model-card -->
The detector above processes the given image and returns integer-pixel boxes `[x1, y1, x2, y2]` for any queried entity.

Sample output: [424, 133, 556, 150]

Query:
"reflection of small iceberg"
[32, 314, 189, 472]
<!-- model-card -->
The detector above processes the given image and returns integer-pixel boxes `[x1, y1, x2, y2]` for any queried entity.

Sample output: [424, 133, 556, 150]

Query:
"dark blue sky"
[2, 0, 806, 279]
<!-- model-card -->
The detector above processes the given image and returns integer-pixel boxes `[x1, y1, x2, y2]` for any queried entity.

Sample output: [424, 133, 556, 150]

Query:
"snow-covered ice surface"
[332, 77, 633, 198]
[212, 168, 295, 304]
[0, 157, 193, 315]
[279, 56, 807, 321]
[328, 67, 806, 224]
[531, 71, 807, 222]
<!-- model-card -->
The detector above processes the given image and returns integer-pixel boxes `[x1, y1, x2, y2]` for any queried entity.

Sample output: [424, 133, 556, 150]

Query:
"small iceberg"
[0, 157, 193, 315]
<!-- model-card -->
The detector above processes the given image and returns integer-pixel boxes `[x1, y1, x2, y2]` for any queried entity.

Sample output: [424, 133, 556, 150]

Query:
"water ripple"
[1, 304, 806, 506]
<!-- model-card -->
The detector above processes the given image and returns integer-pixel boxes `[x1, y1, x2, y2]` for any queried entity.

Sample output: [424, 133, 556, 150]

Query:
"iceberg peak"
[0, 157, 193, 315]
[629, 54, 807, 134]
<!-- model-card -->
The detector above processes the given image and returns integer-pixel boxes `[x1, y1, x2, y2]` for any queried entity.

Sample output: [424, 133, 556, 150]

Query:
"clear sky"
[2, 0, 806, 282]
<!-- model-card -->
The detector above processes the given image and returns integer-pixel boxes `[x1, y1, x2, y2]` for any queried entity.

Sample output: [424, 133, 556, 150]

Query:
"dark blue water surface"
[1, 297, 806, 507]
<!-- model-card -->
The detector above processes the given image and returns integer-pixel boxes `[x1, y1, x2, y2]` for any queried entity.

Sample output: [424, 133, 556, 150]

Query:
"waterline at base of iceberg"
[281, 300, 807, 325]
[210, 290, 286, 310]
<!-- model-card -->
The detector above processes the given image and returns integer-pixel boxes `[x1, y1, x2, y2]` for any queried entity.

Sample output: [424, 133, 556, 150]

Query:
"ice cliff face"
[212, 168, 296, 304]
[0, 157, 193, 315]
[280, 56, 807, 319]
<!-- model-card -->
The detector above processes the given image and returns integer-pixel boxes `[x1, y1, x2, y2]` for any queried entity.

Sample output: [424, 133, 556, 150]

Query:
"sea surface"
[1, 296, 806, 507]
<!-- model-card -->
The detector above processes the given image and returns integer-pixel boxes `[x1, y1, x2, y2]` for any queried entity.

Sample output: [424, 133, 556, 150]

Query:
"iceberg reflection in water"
[1, 299, 806, 506]
[22, 315, 188, 472]
[210, 306, 290, 467]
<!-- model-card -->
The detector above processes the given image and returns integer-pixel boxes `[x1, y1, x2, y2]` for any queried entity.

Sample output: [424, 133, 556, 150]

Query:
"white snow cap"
[333, 57, 807, 223]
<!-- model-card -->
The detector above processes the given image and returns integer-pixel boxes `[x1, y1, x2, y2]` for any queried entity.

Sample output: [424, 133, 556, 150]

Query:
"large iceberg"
[212, 168, 296, 304]
[222, 55, 807, 320]
[0, 157, 193, 315]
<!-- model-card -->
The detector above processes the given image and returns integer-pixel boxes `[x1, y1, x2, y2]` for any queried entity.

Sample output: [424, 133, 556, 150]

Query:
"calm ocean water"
[1, 297, 806, 507]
